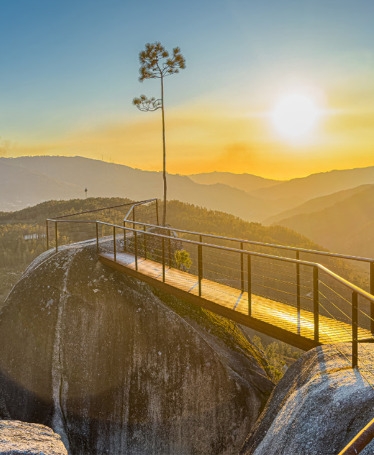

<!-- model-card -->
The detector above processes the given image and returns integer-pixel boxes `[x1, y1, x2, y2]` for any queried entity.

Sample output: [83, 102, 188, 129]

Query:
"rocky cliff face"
[0, 241, 273, 455]
[240, 344, 374, 455]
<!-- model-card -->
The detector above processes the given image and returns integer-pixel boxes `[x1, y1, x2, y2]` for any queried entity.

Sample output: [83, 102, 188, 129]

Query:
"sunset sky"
[1, 0, 374, 179]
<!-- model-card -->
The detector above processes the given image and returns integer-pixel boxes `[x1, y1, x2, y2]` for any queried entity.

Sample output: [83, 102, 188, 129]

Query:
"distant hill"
[273, 185, 374, 257]
[189, 172, 280, 193]
[264, 184, 374, 225]
[3, 157, 374, 228]
[0, 156, 278, 221]
[253, 166, 374, 217]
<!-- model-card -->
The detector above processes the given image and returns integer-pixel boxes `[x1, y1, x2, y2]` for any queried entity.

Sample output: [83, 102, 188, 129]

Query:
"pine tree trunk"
[161, 75, 167, 226]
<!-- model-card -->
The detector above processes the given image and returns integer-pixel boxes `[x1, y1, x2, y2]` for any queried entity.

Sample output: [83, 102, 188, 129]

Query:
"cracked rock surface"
[239, 344, 374, 455]
[0, 241, 273, 455]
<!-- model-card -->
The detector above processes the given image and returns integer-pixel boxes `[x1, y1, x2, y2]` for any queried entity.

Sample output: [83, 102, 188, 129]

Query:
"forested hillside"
[271, 185, 374, 258]
[0, 197, 366, 302]
[166, 200, 319, 248]
[0, 197, 320, 303]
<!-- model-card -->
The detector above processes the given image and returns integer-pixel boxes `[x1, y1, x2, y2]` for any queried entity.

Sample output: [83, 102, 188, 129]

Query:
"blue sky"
[1, 0, 374, 177]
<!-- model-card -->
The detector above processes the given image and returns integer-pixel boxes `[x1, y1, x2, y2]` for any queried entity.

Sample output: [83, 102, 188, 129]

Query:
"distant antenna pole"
[85, 188, 88, 198]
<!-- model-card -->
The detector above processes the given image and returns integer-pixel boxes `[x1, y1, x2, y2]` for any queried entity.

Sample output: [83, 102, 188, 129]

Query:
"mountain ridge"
[273, 184, 374, 257]
[252, 165, 374, 203]
[264, 184, 374, 225]
[188, 171, 281, 193]
[3, 156, 374, 228]
[0, 156, 277, 220]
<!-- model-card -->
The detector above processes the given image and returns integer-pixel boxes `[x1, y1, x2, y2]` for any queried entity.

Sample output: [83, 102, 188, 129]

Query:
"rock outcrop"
[0, 241, 273, 454]
[240, 343, 374, 455]
[0, 420, 67, 454]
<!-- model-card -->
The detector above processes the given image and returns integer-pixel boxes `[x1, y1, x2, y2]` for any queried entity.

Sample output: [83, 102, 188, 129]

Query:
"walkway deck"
[99, 252, 373, 350]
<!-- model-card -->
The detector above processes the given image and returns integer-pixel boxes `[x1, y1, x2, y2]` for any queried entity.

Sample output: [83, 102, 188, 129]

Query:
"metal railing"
[94, 220, 374, 368]
[130, 221, 374, 290]
[121, 221, 374, 325]
[123, 198, 159, 225]
[44, 214, 374, 368]
[46, 198, 159, 251]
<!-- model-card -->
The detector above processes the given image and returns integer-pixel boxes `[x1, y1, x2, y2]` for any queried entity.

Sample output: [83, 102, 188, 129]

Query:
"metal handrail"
[45, 219, 97, 252]
[123, 198, 159, 223]
[121, 219, 374, 315]
[124, 220, 374, 264]
[97, 220, 374, 367]
[338, 417, 374, 454]
[97, 221, 374, 304]
[119, 220, 374, 337]
[46, 198, 159, 251]
[50, 198, 157, 220]
[46, 216, 374, 303]
[45, 216, 374, 367]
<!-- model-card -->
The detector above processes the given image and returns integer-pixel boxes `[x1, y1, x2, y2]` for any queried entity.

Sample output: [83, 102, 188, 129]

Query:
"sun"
[271, 92, 319, 140]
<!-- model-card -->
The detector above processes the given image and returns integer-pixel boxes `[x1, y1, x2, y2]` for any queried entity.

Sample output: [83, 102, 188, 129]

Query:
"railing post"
[370, 262, 374, 335]
[96, 222, 99, 253]
[132, 206, 135, 230]
[46, 220, 49, 250]
[313, 266, 319, 343]
[240, 242, 244, 292]
[162, 236, 165, 282]
[352, 291, 358, 368]
[198, 241, 203, 297]
[247, 254, 252, 316]
[123, 221, 127, 252]
[296, 250, 301, 334]
[134, 229, 138, 271]
[156, 199, 160, 226]
[55, 221, 58, 253]
[113, 226, 117, 262]
[143, 225, 147, 260]
[168, 229, 172, 268]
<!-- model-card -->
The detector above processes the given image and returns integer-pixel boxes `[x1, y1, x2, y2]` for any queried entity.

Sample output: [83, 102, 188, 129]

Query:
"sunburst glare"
[271, 92, 321, 140]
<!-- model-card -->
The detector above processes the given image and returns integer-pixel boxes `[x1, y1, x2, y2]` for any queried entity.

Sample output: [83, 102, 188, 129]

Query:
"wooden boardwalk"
[99, 252, 373, 350]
